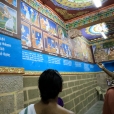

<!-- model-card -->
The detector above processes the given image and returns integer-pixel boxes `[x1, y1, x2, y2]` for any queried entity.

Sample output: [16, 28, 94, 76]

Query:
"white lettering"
[3, 52, 10, 57]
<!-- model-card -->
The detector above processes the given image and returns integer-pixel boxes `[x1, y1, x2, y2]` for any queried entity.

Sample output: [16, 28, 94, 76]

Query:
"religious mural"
[0, 2, 17, 34]
[72, 37, 93, 63]
[21, 21, 31, 47]
[59, 39, 72, 58]
[20, 0, 93, 63]
[40, 15, 57, 36]
[21, 1, 39, 27]
[23, 0, 66, 29]
[43, 32, 59, 54]
[92, 42, 114, 62]
[58, 25, 68, 39]
[31, 26, 43, 50]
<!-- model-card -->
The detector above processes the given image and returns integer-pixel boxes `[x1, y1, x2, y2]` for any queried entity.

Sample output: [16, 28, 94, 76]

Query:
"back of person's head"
[38, 69, 63, 103]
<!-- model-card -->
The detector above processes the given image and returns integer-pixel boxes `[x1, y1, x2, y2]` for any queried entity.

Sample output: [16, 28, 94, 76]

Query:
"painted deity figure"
[45, 19, 50, 31]
[23, 3, 30, 20]
[2, 5, 10, 19]
[5, 16, 14, 31]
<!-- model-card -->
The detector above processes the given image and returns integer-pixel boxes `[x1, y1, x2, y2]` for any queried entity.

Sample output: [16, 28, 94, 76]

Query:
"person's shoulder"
[107, 87, 114, 94]
[58, 105, 75, 114]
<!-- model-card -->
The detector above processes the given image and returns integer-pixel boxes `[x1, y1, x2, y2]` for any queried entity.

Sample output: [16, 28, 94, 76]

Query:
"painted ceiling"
[81, 18, 114, 42]
[40, 0, 114, 21]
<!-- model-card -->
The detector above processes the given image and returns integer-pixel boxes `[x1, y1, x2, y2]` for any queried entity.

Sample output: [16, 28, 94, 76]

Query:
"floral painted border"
[66, 4, 114, 29]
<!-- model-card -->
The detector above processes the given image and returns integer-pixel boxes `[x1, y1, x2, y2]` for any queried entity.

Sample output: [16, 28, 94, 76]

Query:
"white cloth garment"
[19, 104, 36, 114]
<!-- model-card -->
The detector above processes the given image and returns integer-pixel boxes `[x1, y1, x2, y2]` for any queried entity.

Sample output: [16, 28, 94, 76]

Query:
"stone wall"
[96, 72, 110, 90]
[0, 75, 24, 114]
[23, 73, 98, 114]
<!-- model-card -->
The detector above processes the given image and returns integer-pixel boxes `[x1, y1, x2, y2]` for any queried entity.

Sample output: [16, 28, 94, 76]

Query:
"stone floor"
[85, 101, 104, 114]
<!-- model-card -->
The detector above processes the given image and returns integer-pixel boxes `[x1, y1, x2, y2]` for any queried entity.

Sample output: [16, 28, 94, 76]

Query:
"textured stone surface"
[23, 77, 38, 87]
[16, 93, 24, 110]
[85, 101, 103, 114]
[0, 76, 23, 93]
[0, 95, 14, 114]
[96, 72, 109, 90]
[24, 91, 27, 101]
[28, 89, 39, 100]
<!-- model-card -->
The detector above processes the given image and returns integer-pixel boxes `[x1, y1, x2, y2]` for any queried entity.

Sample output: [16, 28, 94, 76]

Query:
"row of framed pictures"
[21, 20, 93, 62]
[0, 1, 67, 40]
[21, 1, 68, 39]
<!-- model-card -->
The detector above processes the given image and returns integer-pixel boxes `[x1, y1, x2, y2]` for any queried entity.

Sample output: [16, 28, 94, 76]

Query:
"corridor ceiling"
[39, 0, 114, 21]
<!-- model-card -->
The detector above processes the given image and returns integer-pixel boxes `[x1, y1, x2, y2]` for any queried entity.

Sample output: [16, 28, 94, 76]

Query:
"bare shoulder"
[58, 105, 75, 114]
[65, 109, 75, 114]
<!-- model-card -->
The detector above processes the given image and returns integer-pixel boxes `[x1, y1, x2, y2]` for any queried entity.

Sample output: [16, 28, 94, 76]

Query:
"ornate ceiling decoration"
[81, 19, 114, 43]
[40, 0, 114, 21]
[51, 0, 107, 10]
[55, 8, 89, 20]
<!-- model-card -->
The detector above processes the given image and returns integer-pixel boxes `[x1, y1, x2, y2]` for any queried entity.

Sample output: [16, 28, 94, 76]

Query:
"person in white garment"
[19, 69, 75, 114]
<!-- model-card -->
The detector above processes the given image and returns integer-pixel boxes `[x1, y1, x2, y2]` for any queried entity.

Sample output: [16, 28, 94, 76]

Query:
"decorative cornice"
[0, 67, 24, 74]
[0, 67, 102, 75]
[66, 4, 114, 29]
[24, 71, 41, 76]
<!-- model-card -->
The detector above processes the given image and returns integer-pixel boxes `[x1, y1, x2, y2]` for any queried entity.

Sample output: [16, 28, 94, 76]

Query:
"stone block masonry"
[23, 73, 98, 114]
[0, 75, 24, 114]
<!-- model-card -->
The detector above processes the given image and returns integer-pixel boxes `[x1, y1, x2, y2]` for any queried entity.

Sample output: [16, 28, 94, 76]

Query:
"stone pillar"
[0, 67, 24, 114]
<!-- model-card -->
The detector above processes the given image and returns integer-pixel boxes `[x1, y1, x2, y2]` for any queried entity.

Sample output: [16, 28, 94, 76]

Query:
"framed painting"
[0, 2, 17, 34]
[31, 26, 43, 50]
[21, 21, 31, 48]
[43, 32, 59, 54]
[59, 39, 71, 58]
[40, 15, 57, 36]
[21, 1, 39, 27]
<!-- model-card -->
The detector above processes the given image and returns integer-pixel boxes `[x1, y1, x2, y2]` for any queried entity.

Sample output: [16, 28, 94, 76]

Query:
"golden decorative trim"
[0, 67, 24, 74]
[24, 71, 41, 76]
[24, 71, 103, 76]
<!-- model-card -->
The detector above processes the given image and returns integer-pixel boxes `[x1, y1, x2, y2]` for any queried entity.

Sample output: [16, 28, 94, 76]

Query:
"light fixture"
[92, 0, 102, 8]
[100, 31, 107, 39]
